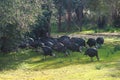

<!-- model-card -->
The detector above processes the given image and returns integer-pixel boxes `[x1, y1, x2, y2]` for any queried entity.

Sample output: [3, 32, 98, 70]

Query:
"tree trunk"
[58, 7, 62, 32]
[0, 37, 8, 53]
[66, 9, 72, 31]
[75, 5, 84, 31]
[46, 18, 51, 37]
[66, 0, 72, 32]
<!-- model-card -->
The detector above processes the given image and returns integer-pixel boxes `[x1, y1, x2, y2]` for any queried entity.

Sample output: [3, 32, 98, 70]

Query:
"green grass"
[0, 37, 120, 80]
[51, 24, 120, 36]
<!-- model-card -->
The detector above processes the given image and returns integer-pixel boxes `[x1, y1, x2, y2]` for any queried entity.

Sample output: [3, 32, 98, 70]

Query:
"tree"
[54, 0, 76, 32]
[74, 0, 85, 31]
[28, 0, 53, 39]
[111, 0, 120, 28]
[53, 0, 64, 32]
[0, 0, 22, 53]
[41, 0, 52, 36]
[0, 20, 21, 53]
[31, 14, 51, 39]
[97, 15, 107, 29]
[64, 0, 73, 31]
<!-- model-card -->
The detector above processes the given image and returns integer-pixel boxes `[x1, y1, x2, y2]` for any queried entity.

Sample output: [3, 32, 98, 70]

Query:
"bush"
[0, 22, 22, 53]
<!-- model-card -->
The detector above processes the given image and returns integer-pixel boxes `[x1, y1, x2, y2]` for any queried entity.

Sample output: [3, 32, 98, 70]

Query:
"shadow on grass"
[0, 49, 41, 71]
[0, 49, 95, 71]
[26, 52, 99, 71]
[31, 59, 94, 71]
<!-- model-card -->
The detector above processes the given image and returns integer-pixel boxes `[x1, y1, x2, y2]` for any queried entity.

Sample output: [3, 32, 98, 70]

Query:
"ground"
[0, 61, 120, 80]
[0, 33, 120, 80]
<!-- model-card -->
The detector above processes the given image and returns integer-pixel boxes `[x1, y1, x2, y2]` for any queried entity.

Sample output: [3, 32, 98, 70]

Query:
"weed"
[95, 64, 102, 70]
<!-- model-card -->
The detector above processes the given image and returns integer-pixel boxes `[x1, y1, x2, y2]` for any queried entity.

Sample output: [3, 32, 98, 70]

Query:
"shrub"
[0, 22, 22, 53]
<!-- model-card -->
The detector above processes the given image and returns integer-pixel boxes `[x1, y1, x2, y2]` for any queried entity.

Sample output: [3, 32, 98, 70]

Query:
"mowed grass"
[0, 37, 120, 80]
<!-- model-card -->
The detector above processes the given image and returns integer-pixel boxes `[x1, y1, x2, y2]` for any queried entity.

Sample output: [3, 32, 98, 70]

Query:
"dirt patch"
[69, 32, 120, 39]
[52, 32, 120, 39]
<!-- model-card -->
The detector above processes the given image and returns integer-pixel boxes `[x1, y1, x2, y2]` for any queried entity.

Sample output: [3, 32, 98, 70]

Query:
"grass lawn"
[0, 37, 120, 80]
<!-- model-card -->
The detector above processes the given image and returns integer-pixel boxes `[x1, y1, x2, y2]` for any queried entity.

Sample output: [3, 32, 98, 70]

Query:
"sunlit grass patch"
[79, 30, 95, 34]
[105, 37, 120, 43]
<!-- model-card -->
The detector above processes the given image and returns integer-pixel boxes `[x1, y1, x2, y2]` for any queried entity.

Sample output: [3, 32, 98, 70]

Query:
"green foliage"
[114, 45, 120, 52]
[0, 22, 22, 53]
[29, 1, 52, 39]
[31, 15, 49, 39]
[112, 12, 120, 28]
[0, 0, 42, 29]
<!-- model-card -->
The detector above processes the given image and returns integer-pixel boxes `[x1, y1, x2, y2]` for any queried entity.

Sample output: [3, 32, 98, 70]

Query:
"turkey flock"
[18, 36, 104, 61]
